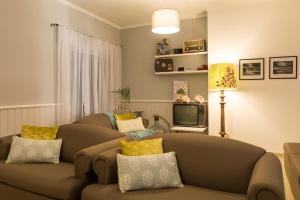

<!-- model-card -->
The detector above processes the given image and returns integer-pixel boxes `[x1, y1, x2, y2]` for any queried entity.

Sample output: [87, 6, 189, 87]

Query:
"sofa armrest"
[247, 153, 285, 200]
[58, 123, 126, 163]
[0, 135, 16, 160]
[74, 137, 126, 183]
[93, 147, 120, 184]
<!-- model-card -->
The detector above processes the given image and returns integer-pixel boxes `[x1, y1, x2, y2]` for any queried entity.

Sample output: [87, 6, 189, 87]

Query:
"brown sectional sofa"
[82, 133, 285, 200]
[0, 113, 286, 200]
[0, 114, 126, 200]
[284, 143, 300, 199]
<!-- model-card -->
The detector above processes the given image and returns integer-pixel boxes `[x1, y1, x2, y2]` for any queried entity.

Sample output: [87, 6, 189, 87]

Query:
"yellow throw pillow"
[120, 138, 163, 156]
[115, 112, 136, 120]
[21, 125, 59, 140]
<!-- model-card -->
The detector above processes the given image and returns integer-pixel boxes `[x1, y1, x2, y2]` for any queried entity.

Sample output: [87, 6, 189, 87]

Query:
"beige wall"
[0, 0, 120, 106]
[121, 18, 208, 101]
[208, 0, 300, 153]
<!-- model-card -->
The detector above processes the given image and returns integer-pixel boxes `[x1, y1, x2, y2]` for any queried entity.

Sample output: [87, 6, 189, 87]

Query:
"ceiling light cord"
[161, 0, 167, 9]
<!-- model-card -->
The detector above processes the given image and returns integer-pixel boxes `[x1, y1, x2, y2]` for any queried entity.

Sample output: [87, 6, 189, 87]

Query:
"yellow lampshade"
[208, 63, 238, 91]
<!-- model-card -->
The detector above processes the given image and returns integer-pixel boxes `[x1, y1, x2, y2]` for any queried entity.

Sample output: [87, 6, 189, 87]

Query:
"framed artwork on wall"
[269, 56, 298, 79]
[239, 58, 264, 80]
[173, 81, 188, 102]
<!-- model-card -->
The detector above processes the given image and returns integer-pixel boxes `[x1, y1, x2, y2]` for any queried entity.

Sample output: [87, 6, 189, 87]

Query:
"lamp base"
[219, 131, 228, 138]
[219, 90, 228, 138]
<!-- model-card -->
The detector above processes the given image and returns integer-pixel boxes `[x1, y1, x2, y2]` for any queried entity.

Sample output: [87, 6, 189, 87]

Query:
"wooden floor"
[278, 155, 295, 200]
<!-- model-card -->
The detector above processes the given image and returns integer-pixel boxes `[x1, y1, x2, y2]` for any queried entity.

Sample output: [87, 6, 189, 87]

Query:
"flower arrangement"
[112, 87, 131, 114]
[156, 38, 169, 55]
[176, 88, 186, 96]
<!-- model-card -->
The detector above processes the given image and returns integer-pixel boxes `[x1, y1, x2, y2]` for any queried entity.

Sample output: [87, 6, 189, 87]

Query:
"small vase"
[149, 115, 168, 134]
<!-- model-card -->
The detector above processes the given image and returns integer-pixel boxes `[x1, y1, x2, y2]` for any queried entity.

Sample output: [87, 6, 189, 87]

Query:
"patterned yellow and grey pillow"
[117, 152, 183, 193]
[21, 125, 59, 140]
[120, 138, 163, 156]
[5, 136, 62, 164]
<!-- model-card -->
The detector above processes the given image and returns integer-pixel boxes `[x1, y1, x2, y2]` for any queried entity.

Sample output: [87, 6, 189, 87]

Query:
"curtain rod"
[50, 23, 123, 48]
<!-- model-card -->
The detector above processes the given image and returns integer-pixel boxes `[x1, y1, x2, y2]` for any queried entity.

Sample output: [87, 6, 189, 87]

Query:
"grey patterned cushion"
[117, 152, 183, 193]
[6, 136, 62, 164]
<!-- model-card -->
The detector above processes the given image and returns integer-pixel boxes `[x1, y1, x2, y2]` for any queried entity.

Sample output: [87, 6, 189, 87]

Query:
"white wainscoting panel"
[0, 101, 173, 137]
[0, 104, 56, 137]
[127, 100, 173, 125]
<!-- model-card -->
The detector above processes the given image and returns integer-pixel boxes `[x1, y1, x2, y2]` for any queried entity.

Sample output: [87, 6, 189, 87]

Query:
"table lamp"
[208, 63, 238, 137]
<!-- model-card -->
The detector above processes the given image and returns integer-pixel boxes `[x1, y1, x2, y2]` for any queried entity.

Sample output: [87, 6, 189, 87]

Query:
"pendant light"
[152, 9, 180, 34]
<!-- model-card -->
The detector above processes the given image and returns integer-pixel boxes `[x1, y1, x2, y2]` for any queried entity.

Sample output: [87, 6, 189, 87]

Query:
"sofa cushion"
[81, 184, 246, 200]
[148, 133, 266, 194]
[0, 183, 54, 200]
[117, 152, 183, 193]
[284, 143, 300, 155]
[115, 112, 136, 120]
[120, 138, 163, 156]
[0, 161, 85, 199]
[21, 125, 59, 140]
[285, 154, 300, 199]
[290, 155, 300, 181]
[116, 117, 146, 133]
[6, 136, 62, 164]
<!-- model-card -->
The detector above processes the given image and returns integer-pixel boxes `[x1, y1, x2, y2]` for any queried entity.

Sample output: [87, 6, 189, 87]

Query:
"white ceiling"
[64, 0, 272, 29]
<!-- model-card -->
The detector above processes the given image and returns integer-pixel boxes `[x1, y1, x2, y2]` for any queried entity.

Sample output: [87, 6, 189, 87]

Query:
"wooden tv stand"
[171, 126, 207, 134]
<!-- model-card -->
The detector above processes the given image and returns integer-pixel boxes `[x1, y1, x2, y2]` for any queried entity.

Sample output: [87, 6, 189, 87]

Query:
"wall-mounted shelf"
[154, 70, 208, 75]
[154, 51, 208, 59]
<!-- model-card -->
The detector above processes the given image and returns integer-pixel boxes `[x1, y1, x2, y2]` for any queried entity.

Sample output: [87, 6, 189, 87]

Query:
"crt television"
[173, 102, 207, 127]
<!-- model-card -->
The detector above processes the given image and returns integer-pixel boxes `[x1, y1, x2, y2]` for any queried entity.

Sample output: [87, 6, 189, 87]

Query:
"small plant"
[112, 87, 131, 114]
[119, 87, 130, 101]
[157, 38, 169, 55]
[112, 87, 130, 102]
[176, 88, 186, 96]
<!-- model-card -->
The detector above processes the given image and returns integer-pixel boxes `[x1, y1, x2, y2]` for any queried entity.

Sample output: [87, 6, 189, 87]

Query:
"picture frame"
[173, 81, 188, 102]
[269, 56, 298, 79]
[239, 58, 265, 80]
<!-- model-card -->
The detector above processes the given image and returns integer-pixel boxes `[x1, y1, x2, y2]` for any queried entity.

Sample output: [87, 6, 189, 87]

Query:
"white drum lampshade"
[152, 9, 180, 34]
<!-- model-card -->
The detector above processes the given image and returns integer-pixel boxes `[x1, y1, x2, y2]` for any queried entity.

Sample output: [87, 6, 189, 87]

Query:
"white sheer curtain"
[56, 26, 122, 125]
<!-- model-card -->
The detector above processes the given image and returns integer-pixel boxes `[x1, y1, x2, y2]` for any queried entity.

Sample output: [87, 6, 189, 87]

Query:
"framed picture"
[269, 56, 298, 79]
[239, 58, 264, 80]
[173, 81, 188, 102]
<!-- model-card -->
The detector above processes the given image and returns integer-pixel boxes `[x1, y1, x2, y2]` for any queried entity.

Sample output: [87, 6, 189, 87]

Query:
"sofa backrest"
[74, 113, 150, 128]
[57, 123, 124, 162]
[158, 134, 265, 194]
[74, 113, 113, 129]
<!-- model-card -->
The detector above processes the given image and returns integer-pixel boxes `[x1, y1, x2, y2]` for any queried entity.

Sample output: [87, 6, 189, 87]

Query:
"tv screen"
[173, 104, 199, 126]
